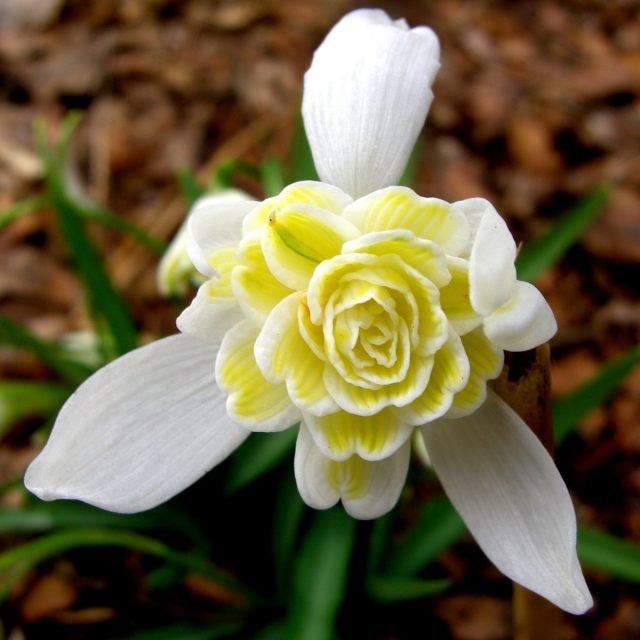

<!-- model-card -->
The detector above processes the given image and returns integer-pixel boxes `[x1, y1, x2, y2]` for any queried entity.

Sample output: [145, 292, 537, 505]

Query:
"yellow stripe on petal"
[255, 293, 338, 416]
[343, 230, 451, 288]
[232, 234, 293, 323]
[206, 247, 238, 299]
[397, 327, 470, 425]
[216, 320, 299, 430]
[439, 257, 483, 336]
[328, 456, 371, 500]
[448, 327, 504, 418]
[306, 408, 413, 462]
[262, 205, 360, 291]
[344, 187, 470, 256]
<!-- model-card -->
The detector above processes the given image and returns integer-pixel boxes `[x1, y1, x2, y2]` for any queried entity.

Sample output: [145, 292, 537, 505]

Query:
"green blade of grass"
[282, 508, 355, 640]
[0, 527, 253, 603]
[288, 114, 319, 183]
[225, 427, 298, 494]
[75, 201, 166, 255]
[367, 576, 451, 603]
[177, 167, 205, 206]
[578, 525, 640, 582]
[0, 382, 68, 435]
[36, 119, 138, 356]
[260, 159, 285, 197]
[0, 196, 49, 232]
[0, 315, 93, 385]
[516, 187, 608, 282]
[553, 346, 640, 444]
[383, 496, 465, 577]
[272, 475, 306, 595]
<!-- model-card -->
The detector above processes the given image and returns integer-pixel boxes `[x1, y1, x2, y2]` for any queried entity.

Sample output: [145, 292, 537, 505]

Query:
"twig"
[492, 344, 564, 640]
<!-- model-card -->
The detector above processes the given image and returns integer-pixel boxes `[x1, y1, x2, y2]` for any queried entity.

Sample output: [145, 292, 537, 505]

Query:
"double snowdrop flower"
[26, 9, 592, 614]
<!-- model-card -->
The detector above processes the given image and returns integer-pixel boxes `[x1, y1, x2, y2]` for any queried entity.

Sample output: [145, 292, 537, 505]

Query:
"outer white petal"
[176, 281, 243, 343]
[302, 9, 440, 198]
[421, 391, 592, 614]
[467, 199, 517, 315]
[25, 334, 249, 513]
[294, 424, 410, 520]
[186, 195, 257, 277]
[483, 281, 557, 352]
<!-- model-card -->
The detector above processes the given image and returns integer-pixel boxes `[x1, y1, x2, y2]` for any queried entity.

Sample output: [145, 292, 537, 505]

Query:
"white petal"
[176, 281, 243, 343]
[302, 9, 440, 198]
[294, 423, 340, 511]
[467, 199, 517, 315]
[294, 423, 411, 520]
[483, 281, 557, 352]
[25, 334, 249, 513]
[186, 195, 256, 277]
[421, 391, 592, 614]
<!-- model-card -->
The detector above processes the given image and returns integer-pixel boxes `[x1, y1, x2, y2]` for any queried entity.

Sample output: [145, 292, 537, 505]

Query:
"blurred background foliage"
[0, 1, 639, 638]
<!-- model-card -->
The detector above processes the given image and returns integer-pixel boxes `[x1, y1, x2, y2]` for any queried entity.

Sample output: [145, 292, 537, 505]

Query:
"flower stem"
[492, 344, 564, 640]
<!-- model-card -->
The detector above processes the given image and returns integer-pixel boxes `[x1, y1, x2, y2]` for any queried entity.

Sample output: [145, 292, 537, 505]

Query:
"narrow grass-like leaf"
[0, 528, 252, 603]
[367, 510, 396, 573]
[0, 382, 68, 435]
[516, 187, 608, 282]
[578, 525, 640, 582]
[0, 315, 92, 385]
[76, 201, 165, 255]
[283, 508, 355, 640]
[0, 196, 49, 231]
[177, 167, 205, 206]
[127, 623, 243, 640]
[210, 160, 260, 192]
[398, 139, 423, 188]
[225, 427, 298, 494]
[367, 576, 451, 603]
[0, 501, 205, 545]
[36, 120, 138, 356]
[553, 346, 640, 444]
[260, 159, 285, 197]
[272, 475, 306, 594]
[288, 115, 319, 183]
[384, 497, 465, 577]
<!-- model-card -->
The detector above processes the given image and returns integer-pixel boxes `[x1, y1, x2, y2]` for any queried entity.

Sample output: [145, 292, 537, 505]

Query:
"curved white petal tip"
[423, 391, 592, 614]
[25, 334, 249, 513]
[303, 9, 440, 198]
[484, 281, 557, 352]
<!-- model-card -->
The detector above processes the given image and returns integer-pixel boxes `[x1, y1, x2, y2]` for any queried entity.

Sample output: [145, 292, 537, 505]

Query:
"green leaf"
[36, 117, 138, 357]
[126, 623, 242, 640]
[0, 196, 49, 232]
[225, 427, 298, 494]
[367, 576, 451, 603]
[177, 167, 205, 206]
[288, 114, 319, 183]
[210, 160, 260, 192]
[0, 315, 93, 385]
[272, 475, 306, 594]
[0, 527, 252, 602]
[260, 159, 285, 197]
[384, 497, 465, 577]
[75, 201, 166, 255]
[578, 525, 640, 582]
[398, 138, 423, 188]
[553, 346, 640, 443]
[516, 187, 608, 282]
[282, 508, 355, 640]
[0, 382, 68, 435]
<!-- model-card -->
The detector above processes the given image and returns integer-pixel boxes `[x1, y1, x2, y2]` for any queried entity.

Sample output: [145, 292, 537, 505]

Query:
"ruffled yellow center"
[211, 183, 503, 462]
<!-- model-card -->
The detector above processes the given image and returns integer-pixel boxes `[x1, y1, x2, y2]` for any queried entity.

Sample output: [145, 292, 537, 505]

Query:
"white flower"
[157, 189, 251, 297]
[25, 9, 591, 614]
